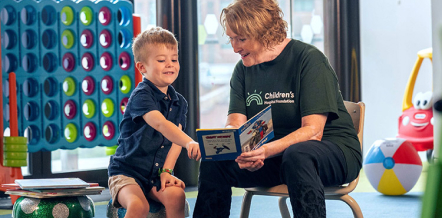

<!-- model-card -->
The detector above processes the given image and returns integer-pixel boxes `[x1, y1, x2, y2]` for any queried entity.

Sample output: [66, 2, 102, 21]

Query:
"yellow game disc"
[105, 145, 118, 156]
[3, 144, 28, 152]
[3, 136, 27, 144]
[3, 151, 27, 160]
[3, 159, 27, 167]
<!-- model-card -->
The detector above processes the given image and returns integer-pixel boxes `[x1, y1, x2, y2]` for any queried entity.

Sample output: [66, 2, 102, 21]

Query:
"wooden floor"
[0, 161, 429, 216]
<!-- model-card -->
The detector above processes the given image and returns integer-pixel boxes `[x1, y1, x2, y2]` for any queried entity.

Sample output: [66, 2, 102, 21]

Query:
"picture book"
[5, 186, 105, 198]
[3, 178, 103, 199]
[196, 105, 274, 161]
[14, 178, 90, 189]
[1, 182, 99, 190]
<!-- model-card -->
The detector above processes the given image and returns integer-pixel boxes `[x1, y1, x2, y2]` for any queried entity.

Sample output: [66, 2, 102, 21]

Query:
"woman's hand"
[186, 141, 201, 161]
[160, 172, 185, 191]
[235, 146, 266, 171]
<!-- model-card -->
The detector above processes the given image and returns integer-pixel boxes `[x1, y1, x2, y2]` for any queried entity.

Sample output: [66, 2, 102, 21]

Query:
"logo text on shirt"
[264, 91, 295, 105]
[247, 90, 295, 106]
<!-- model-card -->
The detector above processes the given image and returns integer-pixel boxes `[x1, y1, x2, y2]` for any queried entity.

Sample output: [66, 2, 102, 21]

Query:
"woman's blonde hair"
[132, 26, 178, 63]
[220, 0, 287, 49]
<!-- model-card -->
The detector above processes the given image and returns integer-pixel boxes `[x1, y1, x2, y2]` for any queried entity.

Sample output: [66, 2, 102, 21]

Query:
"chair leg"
[240, 191, 254, 218]
[278, 197, 291, 218]
[338, 194, 363, 218]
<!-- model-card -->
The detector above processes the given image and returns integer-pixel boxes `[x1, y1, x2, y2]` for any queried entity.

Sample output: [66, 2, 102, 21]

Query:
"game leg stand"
[13, 196, 95, 218]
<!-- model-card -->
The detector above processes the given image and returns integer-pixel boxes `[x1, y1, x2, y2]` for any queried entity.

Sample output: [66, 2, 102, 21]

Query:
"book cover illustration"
[197, 105, 274, 161]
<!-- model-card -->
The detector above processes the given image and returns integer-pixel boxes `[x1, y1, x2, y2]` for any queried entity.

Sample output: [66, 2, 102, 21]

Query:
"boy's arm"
[143, 110, 200, 160]
[163, 124, 184, 170]
[160, 126, 184, 191]
[143, 110, 193, 148]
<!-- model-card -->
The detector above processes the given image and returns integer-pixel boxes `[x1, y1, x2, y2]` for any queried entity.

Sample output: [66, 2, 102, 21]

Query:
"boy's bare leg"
[149, 186, 185, 218]
[118, 184, 150, 218]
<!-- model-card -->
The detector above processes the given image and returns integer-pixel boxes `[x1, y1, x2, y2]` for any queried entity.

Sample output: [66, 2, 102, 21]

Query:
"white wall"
[431, 0, 442, 159]
[360, 0, 433, 158]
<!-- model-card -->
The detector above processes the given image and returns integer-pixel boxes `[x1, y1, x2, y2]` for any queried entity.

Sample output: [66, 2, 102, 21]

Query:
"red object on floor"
[398, 106, 433, 151]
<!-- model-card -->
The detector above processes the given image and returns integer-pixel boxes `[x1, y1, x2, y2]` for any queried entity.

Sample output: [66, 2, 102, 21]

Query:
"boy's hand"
[160, 172, 185, 191]
[186, 141, 201, 161]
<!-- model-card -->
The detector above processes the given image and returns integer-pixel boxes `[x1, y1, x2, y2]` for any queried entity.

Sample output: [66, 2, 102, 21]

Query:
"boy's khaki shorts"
[108, 174, 140, 208]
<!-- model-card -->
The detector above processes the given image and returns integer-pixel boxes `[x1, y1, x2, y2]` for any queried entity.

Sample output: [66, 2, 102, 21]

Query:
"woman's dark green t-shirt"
[228, 39, 362, 181]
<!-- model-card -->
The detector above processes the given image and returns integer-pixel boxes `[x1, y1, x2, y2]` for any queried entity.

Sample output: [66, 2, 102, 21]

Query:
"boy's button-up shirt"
[108, 78, 188, 193]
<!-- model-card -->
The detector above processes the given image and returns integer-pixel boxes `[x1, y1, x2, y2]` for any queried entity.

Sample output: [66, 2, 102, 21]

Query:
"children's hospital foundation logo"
[246, 90, 295, 106]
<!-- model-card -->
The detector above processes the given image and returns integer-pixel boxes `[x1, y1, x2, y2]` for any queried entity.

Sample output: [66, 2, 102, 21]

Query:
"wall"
[360, 0, 433, 158]
[431, 0, 442, 159]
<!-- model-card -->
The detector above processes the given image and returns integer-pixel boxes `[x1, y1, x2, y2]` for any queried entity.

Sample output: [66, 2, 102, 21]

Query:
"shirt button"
[151, 180, 154, 184]
[155, 163, 159, 166]
[161, 146, 164, 149]
[164, 96, 168, 100]
[170, 108, 172, 111]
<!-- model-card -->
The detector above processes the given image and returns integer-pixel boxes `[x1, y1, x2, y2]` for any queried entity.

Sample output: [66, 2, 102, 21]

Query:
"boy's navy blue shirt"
[108, 78, 188, 194]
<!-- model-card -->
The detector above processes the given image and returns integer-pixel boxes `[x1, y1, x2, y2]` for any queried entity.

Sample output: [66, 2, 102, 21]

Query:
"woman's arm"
[263, 112, 328, 158]
[225, 113, 248, 128]
[236, 113, 328, 171]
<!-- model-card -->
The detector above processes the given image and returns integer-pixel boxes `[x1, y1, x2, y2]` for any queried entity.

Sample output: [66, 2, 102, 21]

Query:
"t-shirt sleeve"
[228, 62, 247, 115]
[128, 90, 158, 122]
[299, 53, 340, 120]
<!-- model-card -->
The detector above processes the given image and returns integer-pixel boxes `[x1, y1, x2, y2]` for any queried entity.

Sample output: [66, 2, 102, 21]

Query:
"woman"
[193, 0, 362, 217]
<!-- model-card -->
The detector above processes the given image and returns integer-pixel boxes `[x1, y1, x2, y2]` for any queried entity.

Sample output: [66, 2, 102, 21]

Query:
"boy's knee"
[126, 200, 150, 217]
[162, 188, 186, 209]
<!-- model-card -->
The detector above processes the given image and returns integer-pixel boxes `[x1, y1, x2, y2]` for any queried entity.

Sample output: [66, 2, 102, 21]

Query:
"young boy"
[108, 27, 201, 218]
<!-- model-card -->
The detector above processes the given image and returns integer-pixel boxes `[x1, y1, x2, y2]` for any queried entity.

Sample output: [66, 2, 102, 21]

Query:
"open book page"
[199, 130, 239, 156]
[197, 105, 273, 160]
[238, 106, 274, 152]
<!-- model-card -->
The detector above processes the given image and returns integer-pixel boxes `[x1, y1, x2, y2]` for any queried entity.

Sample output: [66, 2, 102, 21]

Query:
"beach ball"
[363, 138, 422, 195]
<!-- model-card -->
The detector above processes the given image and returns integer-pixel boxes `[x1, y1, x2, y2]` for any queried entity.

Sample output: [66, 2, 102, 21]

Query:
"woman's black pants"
[193, 140, 351, 218]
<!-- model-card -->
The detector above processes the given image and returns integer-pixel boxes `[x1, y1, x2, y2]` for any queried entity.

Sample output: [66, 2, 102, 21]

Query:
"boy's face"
[137, 44, 179, 92]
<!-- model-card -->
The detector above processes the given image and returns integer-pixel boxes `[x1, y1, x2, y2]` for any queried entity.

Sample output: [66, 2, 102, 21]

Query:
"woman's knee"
[282, 141, 318, 165]
[199, 160, 238, 182]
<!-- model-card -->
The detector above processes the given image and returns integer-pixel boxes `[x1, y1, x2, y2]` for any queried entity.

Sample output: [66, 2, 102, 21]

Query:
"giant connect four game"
[1, 0, 136, 152]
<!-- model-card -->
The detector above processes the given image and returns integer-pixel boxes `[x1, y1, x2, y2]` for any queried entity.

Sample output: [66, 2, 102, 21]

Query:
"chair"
[239, 101, 365, 218]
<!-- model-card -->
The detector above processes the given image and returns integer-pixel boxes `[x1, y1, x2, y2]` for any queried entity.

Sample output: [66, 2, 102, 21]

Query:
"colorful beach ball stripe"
[363, 138, 422, 195]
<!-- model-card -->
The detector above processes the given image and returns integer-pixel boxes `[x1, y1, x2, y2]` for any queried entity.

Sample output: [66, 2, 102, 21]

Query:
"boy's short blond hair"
[132, 26, 178, 63]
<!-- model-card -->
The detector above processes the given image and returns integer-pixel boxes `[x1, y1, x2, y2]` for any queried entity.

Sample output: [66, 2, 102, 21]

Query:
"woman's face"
[225, 25, 266, 67]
